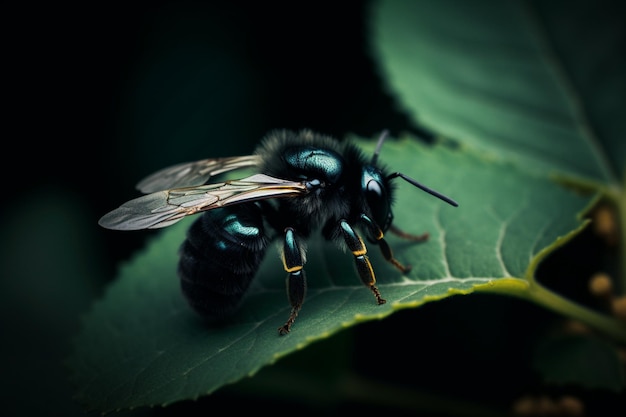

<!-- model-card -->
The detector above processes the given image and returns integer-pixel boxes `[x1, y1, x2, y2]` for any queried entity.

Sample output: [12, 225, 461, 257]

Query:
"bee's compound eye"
[366, 179, 383, 197]
[365, 179, 390, 230]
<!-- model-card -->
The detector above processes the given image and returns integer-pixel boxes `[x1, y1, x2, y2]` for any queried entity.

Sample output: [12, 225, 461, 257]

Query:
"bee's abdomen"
[178, 204, 268, 320]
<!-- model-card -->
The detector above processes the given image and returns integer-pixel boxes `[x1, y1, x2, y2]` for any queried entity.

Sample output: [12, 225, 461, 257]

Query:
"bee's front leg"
[338, 219, 386, 305]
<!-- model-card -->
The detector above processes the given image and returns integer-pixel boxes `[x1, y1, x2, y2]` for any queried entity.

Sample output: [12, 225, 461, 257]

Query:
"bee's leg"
[278, 227, 307, 335]
[339, 220, 386, 305]
[358, 214, 413, 274]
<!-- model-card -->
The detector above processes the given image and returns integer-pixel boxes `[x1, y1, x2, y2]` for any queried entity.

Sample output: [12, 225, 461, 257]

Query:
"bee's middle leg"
[278, 227, 307, 335]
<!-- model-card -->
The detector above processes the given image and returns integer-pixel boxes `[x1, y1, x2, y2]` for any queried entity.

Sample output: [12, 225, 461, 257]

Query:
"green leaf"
[70, 138, 616, 412]
[370, 0, 625, 186]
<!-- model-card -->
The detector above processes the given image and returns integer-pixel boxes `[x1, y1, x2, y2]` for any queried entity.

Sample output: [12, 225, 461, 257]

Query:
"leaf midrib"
[522, 0, 618, 185]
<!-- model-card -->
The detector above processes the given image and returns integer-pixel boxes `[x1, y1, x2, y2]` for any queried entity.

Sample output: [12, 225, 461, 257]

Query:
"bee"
[99, 129, 458, 334]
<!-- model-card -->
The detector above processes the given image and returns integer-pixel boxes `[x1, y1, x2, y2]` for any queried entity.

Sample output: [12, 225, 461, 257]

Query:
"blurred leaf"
[69, 138, 611, 412]
[370, 0, 625, 186]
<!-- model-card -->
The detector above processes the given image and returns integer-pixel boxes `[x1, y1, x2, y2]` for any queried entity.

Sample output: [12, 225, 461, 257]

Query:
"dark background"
[6, 0, 424, 271]
[3, 1, 624, 416]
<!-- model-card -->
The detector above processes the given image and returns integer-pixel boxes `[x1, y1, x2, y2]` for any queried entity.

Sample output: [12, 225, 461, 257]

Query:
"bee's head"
[365, 130, 458, 231]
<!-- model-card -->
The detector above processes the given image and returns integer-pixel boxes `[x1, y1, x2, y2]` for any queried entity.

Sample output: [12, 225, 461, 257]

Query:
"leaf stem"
[474, 279, 626, 345]
[527, 282, 626, 345]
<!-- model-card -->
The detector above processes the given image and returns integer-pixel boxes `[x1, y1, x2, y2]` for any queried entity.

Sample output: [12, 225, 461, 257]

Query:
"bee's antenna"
[371, 129, 389, 165]
[388, 172, 458, 207]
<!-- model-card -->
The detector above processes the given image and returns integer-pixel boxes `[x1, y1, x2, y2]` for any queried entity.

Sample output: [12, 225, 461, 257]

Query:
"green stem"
[476, 279, 626, 344]
[528, 281, 626, 345]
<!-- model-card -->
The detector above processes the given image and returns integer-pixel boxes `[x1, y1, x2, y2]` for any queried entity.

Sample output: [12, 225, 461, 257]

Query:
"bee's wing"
[136, 155, 262, 193]
[99, 174, 308, 231]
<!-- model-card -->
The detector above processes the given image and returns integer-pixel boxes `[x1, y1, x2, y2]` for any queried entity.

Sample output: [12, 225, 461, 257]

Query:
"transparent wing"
[99, 174, 308, 230]
[136, 155, 262, 193]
